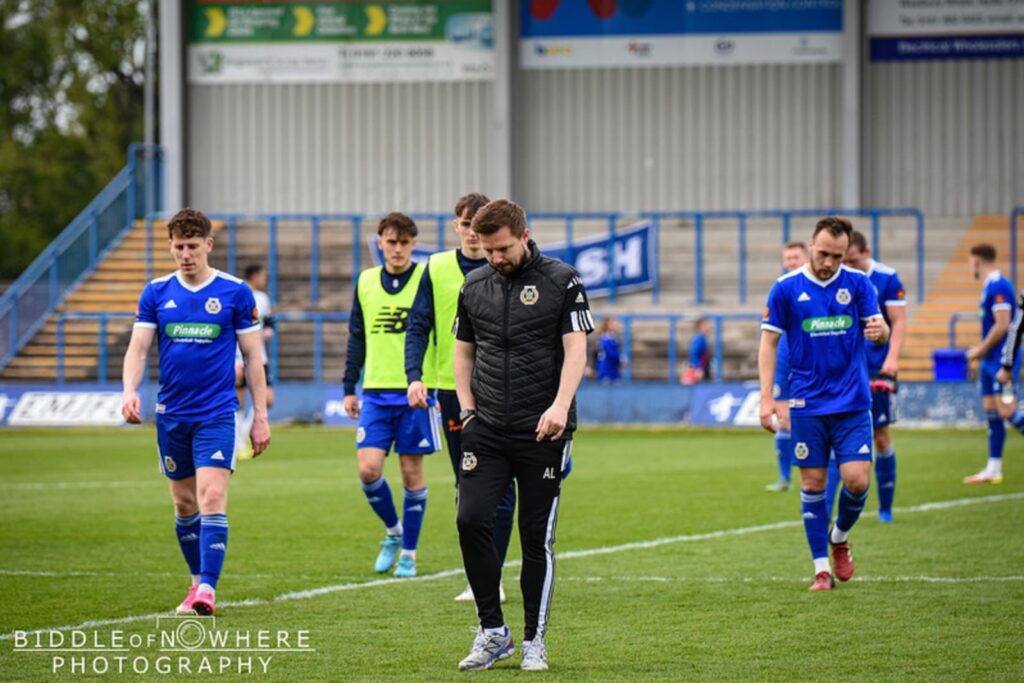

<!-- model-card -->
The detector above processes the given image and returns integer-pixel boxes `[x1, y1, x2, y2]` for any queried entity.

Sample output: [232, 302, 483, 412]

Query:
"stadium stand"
[1, 210, 997, 385]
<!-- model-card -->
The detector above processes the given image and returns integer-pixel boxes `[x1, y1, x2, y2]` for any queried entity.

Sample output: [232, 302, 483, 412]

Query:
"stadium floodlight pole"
[143, 0, 156, 219]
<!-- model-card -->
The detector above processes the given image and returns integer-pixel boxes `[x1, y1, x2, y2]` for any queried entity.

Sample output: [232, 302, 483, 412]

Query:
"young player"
[405, 192, 516, 602]
[758, 217, 889, 592]
[842, 232, 906, 521]
[121, 208, 271, 616]
[343, 212, 441, 578]
[964, 244, 1020, 484]
[765, 241, 808, 493]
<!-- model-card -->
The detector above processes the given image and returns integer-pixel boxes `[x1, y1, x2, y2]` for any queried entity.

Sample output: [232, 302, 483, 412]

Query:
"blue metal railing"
[272, 311, 350, 384]
[947, 311, 981, 349]
[54, 312, 135, 384]
[635, 207, 926, 305]
[51, 310, 766, 386]
[1011, 206, 1022, 290]
[591, 312, 763, 384]
[0, 144, 163, 370]
[158, 207, 923, 315]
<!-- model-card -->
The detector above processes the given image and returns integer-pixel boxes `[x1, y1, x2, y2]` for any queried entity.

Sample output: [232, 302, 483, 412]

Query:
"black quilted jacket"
[456, 241, 582, 438]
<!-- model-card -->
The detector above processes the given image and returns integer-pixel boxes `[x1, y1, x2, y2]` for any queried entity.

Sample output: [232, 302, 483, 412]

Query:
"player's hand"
[250, 415, 271, 456]
[407, 381, 428, 408]
[864, 317, 885, 343]
[967, 345, 983, 362]
[759, 396, 778, 434]
[536, 402, 569, 442]
[996, 367, 1012, 385]
[343, 395, 360, 419]
[121, 392, 142, 424]
[880, 359, 899, 377]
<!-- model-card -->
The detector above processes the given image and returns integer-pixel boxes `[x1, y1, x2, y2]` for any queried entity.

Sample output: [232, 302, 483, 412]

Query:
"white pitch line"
[0, 481, 157, 491]
[2, 490, 1021, 641]
[563, 575, 1024, 584]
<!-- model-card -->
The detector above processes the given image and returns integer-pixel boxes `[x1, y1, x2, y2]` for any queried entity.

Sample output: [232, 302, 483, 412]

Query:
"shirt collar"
[800, 263, 843, 288]
[985, 270, 1002, 284]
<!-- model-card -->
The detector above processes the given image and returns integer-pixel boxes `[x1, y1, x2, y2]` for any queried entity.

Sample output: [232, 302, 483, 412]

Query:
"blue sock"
[1009, 410, 1024, 435]
[800, 489, 829, 563]
[175, 512, 201, 576]
[824, 456, 840, 520]
[361, 476, 400, 530]
[835, 486, 869, 534]
[401, 487, 428, 552]
[775, 431, 792, 482]
[199, 514, 228, 589]
[875, 449, 896, 514]
[987, 410, 1006, 461]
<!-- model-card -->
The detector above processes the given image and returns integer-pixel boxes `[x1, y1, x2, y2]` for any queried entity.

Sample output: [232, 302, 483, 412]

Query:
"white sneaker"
[520, 637, 548, 671]
[454, 581, 506, 603]
[457, 627, 514, 671]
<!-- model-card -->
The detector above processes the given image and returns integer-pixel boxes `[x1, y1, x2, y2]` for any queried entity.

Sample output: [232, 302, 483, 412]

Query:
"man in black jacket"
[453, 199, 592, 672]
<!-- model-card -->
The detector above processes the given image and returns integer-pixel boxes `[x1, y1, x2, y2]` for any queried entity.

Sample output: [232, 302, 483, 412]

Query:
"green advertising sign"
[187, 1, 493, 83]
[190, 1, 491, 43]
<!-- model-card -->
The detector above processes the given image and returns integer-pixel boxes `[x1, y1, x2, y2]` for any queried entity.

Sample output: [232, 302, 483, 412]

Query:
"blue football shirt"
[864, 259, 906, 375]
[135, 270, 260, 419]
[979, 270, 1016, 368]
[762, 264, 882, 417]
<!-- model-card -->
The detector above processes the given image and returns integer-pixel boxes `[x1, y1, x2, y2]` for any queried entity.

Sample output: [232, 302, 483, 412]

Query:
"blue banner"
[368, 219, 657, 298]
[688, 382, 989, 428]
[521, 0, 841, 37]
[870, 35, 1024, 62]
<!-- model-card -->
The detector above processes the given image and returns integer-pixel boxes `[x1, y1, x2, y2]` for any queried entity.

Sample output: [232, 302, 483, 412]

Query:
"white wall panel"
[187, 82, 493, 214]
[514, 64, 843, 212]
[867, 60, 1024, 215]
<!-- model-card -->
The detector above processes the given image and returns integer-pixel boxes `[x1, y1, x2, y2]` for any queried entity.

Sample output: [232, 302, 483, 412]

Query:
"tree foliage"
[0, 0, 148, 281]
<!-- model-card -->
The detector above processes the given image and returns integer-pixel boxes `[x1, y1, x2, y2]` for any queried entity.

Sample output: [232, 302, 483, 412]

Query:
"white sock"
[483, 625, 508, 637]
[191, 575, 200, 587]
[831, 527, 849, 544]
[987, 458, 1003, 475]
[386, 522, 403, 537]
[813, 557, 831, 575]
[197, 582, 215, 596]
[400, 549, 416, 561]
[233, 411, 246, 451]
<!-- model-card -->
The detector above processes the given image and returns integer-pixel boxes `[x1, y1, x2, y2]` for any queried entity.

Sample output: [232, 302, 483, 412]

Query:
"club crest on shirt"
[462, 451, 478, 471]
[520, 285, 539, 306]
[356, 427, 366, 444]
[794, 442, 809, 461]
[835, 288, 851, 305]
[163, 455, 177, 473]
[204, 297, 222, 314]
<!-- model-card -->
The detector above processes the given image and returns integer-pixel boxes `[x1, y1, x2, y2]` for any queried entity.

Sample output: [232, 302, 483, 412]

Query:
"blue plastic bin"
[933, 349, 968, 382]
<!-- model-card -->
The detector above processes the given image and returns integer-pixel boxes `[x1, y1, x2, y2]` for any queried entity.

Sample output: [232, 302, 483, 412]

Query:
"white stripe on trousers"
[536, 440, 571, 641]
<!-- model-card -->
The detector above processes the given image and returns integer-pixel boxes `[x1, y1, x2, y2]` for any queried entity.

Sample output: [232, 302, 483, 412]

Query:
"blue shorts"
[156, 412, 236, 480]
[871, 390, 896, 429]
[979, 362, 1019, 397]
[790, 410, 873, 468]
[357, 401, 441, 455]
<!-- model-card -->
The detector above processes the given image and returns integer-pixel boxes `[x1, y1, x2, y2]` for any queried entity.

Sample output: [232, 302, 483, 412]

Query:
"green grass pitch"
[1, 427, 1022, 681]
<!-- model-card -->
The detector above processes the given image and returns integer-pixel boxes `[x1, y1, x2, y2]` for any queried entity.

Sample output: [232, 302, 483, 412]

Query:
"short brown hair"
[783, 241, 808, 254]
[812, 216, 853, 242]
[849, 230, 869, 252]
[454, 192, 490, 219]
[167, 208, 212, 239]
[471, 199, 527, 238]
[970, 243, 997, 263]
[377, 212, 418, 239]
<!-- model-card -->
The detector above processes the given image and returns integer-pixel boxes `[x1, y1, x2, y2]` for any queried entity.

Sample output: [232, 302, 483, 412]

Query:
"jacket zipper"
[503, 277, 512, 431]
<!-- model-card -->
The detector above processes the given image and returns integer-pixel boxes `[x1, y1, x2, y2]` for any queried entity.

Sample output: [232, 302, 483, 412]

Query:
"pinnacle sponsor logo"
[801, 315, 853, 333]
[165, 323, 222, 339]
[370, 306, 411, 334]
